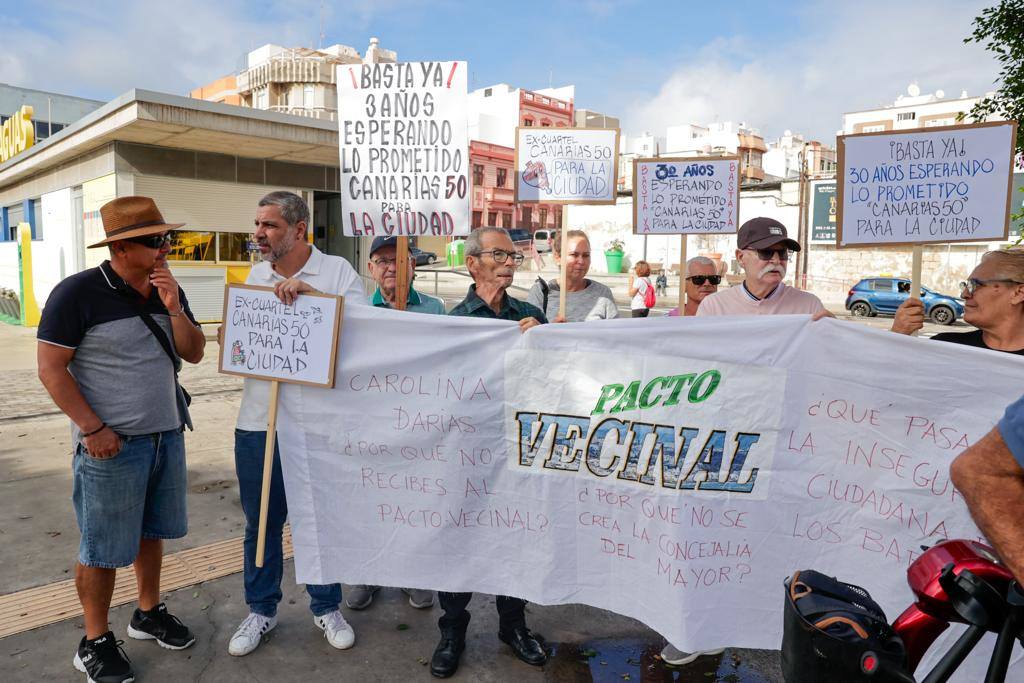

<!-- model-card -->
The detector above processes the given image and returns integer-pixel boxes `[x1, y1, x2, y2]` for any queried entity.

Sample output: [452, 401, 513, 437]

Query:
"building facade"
[192, 39, 396, 121]
[842, 85, 987, 134]
[762, 130, 837, 180]
[665, 121, 768, 183]
[0, 90, 365, 322]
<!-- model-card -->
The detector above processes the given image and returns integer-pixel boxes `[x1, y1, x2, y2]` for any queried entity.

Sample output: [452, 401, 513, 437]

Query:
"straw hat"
[87, 196, 184, 248]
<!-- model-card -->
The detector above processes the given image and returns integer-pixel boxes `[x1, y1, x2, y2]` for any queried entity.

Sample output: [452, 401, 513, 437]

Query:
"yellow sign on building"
[0, 105, 35, 163]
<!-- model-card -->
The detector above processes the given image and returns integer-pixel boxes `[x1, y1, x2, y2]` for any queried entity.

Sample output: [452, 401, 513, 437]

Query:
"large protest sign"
[633, 157, 740, 234]
[218, 284, 343, 387]
[338, 61, 470, 236]
[275, 306, 1024, 680]
[514, 128, 619, 204]
[837, 121, 1017, 247]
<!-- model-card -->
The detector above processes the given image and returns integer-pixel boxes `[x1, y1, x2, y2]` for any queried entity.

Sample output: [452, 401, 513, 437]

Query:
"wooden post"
[909, 245, 923, 337]
[394, 236, 410, 312]
[255, 380, 281, 568]
[677, 236, 688, 315]
[558, 208, 570, 321]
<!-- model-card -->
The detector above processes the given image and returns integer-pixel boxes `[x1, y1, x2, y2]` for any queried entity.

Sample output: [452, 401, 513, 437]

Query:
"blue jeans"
[72, 427, 188, 568]
[235, 429, 341, 618]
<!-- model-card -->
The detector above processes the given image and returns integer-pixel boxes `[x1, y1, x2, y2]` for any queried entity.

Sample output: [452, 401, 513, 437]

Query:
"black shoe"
[430, 631, 466, 678]
[127, 603, 195, 650]
[498, 625, 547, 666]
[73, 632, 135, 683]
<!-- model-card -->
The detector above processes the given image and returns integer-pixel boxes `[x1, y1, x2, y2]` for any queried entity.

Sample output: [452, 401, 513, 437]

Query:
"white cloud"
[622, 1, 1000, 143]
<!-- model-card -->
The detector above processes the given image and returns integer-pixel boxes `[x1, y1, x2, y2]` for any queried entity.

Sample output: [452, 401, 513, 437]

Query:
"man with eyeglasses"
[891, 248, 1024, 354]
[341, 234, 442, 613]
[697, 217, 829, 318]
[431, 226, 547, 678]
[666, 256, 721, 317]
[227, 191, 366, 658]
[37, 196, 207, 683]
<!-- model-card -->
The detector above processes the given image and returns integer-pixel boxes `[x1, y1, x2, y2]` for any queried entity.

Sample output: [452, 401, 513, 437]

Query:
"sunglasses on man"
[125, 232, 174, 249]
[686, 275, 722, 285]
[750, 248, 791, 262]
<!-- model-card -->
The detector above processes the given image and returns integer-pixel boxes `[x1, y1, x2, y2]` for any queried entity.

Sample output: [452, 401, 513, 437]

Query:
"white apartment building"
[665, 121, 767, 183]
[842, 84, 988, 134]
[762, 130, 837, 180]
[467, 83, 575, 148]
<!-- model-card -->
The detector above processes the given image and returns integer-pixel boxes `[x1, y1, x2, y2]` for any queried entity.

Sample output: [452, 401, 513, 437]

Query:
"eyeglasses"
[751, 248, 790, 262]
[371, 257, 401, 268]
[125, 233, 173, 249]
[686, 275, 722, 285]
[959, 277, 1024, 296]
[477, 249, 525, 265]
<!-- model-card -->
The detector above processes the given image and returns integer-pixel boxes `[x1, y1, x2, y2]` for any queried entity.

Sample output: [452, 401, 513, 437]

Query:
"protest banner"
[837, 121, 1018, 301]
[275, 306, 1024, 681]
[514, 127, 619, 318]
[337, 60, 470, 238]
[633, 156, 740, 313]
[219, 283, 344, 564]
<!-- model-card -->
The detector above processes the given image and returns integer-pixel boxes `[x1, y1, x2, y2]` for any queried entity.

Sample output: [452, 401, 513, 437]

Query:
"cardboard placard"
[632, 156, 740, 234]
[338, 60, 470, 236]
[218, 284, 343, 387]
[837, 121, 1017, 247]
[514, 127, 619, 204]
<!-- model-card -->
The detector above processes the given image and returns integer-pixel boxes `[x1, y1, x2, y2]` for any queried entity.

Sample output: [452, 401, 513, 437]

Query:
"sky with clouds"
[0, 0, 1001, 143]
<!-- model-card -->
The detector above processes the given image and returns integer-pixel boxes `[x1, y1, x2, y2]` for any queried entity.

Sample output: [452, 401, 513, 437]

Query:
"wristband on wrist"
[168, 304, 185, 317]
[82, 423, 106, 437]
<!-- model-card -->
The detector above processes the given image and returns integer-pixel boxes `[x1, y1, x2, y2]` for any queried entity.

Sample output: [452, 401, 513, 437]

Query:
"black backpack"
[782, 570, 911, 682]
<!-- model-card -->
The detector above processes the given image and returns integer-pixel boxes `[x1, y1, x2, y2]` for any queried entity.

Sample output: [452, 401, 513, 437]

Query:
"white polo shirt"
[236, 245, 367, 430]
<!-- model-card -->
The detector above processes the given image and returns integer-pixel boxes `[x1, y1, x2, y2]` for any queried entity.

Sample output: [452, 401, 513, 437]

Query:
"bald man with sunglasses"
[696, 217, 831, 319]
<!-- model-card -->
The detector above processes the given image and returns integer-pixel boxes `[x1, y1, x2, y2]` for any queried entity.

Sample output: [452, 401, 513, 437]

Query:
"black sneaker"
[73, 631, 134, 683]
[126, 603, 196, 650]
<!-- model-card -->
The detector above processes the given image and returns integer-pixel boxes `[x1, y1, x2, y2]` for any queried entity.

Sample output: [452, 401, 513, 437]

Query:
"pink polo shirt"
[696, 282, 826, 316]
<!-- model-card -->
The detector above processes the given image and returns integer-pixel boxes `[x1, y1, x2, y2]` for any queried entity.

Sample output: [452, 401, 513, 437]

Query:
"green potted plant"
[604, 238, 626, 274]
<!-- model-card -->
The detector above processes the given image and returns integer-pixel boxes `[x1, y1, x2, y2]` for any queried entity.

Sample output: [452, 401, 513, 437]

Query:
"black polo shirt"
[38, 261, 198, 443]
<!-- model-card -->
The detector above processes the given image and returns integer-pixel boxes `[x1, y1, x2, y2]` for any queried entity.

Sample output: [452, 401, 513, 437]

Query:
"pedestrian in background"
[628, 260, 655, 318]
[655, 269, 668, 296]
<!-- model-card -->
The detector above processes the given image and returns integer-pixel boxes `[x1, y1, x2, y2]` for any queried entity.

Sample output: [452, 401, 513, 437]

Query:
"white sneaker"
[660, 643, 724, 665]
[228, 613, 277, 656]
[314, 610, 355, 650]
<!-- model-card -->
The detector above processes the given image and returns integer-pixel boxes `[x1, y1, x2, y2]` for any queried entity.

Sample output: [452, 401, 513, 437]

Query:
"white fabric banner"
[276, 306, 1024, 679]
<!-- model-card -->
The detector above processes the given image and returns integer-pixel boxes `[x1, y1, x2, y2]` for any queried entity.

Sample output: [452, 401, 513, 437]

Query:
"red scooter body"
[892, 539, 1014, 671]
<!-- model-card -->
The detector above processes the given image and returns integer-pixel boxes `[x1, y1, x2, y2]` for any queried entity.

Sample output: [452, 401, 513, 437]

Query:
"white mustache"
[758, 264, 786, 278]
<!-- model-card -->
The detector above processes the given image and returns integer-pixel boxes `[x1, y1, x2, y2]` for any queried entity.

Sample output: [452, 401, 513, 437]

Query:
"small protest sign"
[218, 284, 343, 387]
[633, 156, 740, 234]
[837, 121, 1017, 247]
[338, 60, 470, 237]
[515, 128, 619, 204]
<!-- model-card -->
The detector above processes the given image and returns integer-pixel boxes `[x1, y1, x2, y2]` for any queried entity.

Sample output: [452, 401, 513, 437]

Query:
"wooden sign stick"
[395, 237, 410, 312]
[909, 245, 923, 336]
[558, 209, 569, 321]
[255, 380, 281, 567]
[678, 237, 688, 315]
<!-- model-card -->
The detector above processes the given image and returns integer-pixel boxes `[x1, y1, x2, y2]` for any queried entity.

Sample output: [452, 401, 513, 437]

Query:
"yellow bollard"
[17, 222, 41, 327]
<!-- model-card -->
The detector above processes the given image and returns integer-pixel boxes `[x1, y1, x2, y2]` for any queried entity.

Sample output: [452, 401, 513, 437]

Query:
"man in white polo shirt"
[697, 217, 830, 318]
[227, 191, 367, 657]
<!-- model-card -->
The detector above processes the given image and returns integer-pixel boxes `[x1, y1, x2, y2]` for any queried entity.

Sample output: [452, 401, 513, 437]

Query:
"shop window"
[487, 212, 497, 226]
[168, 231, 216, 261]
[496, 168, 507, 188]
[31, 198, 43, 240]
[521, 206, 532, 228]
[538, 208, 548, 227]
[501, 213, 511, 228]
[218, 232, 257, 262]
[5, 203, 25, 241]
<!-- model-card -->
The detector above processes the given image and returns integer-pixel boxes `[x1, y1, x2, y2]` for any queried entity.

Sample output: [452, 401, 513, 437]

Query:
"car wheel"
[850, 301, 872, 317]
[930, 305, 955, 325]
[427, 255, 437, 264]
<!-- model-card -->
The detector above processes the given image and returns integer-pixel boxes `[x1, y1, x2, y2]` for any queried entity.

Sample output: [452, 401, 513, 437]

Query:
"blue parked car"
[845, 277, 964, 325]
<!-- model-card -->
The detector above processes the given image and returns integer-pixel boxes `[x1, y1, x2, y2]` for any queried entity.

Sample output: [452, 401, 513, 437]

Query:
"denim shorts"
[72, 427, 188, 568]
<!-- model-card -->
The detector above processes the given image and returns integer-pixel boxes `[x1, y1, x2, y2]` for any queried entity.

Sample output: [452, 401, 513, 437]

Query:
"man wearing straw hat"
[37, 196, 206, 683]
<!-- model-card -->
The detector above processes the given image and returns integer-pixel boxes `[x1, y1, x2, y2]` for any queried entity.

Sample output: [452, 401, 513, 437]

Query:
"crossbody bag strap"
[135, 309, 183, 374]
